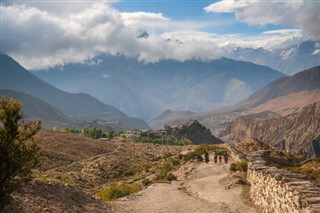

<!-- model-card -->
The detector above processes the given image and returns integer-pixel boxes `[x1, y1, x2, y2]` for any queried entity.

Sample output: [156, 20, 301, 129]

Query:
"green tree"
[0, 97, 41, 209]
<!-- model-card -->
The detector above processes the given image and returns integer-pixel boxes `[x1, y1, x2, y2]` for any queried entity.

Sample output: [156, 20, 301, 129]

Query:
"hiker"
[223, 151, 229, 164]
[204, 150, 209, 163]
[214, 151, 218, 164]
[218, 155, 222, 164]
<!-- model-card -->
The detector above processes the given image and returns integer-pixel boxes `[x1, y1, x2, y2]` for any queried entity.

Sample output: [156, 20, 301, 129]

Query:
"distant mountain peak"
[137, 30, 149, 39]
[229, 40, 320, 75]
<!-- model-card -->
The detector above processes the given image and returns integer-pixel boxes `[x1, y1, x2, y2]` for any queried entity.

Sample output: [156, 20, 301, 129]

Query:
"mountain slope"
[221, 103, 320, 158]
[0, 53, 150, 130]
[196, 65, 320, 138]
[33, 55, 285, 120]
[234, 66, 320, 112]
[0, 89, 72, 126]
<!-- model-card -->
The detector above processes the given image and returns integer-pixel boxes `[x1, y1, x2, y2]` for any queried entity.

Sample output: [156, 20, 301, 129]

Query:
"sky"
[1, 0, 319, 70]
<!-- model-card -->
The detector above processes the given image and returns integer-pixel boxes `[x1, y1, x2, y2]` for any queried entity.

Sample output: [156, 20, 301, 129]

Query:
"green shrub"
[96, 184, 142, 201]
[0, 97, 41, 209]
[163, 152, 173, 159]
[142, 178, 153, 186]
[155, 172, 177, 182]
[230, 160, 248, 172]
[123, 168, 135, 177]
[170, 158, 181, 166]
[166, 173, 177, 181]
[177, 137, 193, 145]
[81, 127, 103, 139]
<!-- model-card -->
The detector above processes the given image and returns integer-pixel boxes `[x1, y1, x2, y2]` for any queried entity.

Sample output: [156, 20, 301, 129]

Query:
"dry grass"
[97, 184, 142, 201]
[8, 131, 199, 212]
[286, 158, 320, 182]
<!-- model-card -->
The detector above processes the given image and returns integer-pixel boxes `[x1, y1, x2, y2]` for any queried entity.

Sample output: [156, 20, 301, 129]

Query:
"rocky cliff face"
[221, 103, 320, 158]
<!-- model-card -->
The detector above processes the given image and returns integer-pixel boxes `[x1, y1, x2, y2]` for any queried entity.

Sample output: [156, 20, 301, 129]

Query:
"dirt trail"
[111, 155, 258, 213]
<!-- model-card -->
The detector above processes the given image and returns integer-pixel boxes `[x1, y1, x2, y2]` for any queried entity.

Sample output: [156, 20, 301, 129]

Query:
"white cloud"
[3, 0, 118, 16]
[121, 12, 170, 28]
[1, 3, 132, 69]
[0, 1, 315, 70]
[162, 29, 304, 51]
[0, 2, 226, 70]
[205, 0, 320, 39]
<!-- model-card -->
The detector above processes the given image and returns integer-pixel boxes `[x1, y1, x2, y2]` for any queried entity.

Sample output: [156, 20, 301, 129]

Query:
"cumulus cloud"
[1, 3, 131, 69]
[205, 0, 320, 39]
[0, 1, 315, 70]
[121, 12, 170, 28]
[0, 2, 226, 70]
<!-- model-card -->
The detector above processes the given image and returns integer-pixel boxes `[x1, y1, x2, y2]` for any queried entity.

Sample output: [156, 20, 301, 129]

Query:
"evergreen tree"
[0, 97, 41, 209]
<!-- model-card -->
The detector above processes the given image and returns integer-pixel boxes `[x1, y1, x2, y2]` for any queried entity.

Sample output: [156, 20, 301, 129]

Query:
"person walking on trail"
[223, 151, 229, 164]
[214, 151, 218, 164]
[204, 150, 209, 163]
[218, 155, 222, 164]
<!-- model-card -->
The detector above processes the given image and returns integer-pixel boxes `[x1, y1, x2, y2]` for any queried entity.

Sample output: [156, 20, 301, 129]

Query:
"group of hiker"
[204, 150, 228, 164]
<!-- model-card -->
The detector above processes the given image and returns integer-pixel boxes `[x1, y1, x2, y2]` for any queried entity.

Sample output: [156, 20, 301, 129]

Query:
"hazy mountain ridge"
[234, 66, 320, 111]
[230, 40, 320, 75]
[33, 55, 285, 120]
[0, 53, 150, 130]
[149, 109, 196, 129]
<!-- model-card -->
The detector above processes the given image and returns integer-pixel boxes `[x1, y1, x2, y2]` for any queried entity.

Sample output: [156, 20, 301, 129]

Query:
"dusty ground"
[111, 155, 259, 213]
[6, 132, 259, 212]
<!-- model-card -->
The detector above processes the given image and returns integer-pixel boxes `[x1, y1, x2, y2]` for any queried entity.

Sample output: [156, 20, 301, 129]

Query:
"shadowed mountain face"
[33, 55, 285, 120]
[1, 90, 72, 126]
[0, 53, 150, 130]
[230, 40, 320, 75]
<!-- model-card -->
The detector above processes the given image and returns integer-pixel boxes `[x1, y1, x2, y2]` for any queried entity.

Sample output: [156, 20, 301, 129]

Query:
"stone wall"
[247, 150, 320, 213]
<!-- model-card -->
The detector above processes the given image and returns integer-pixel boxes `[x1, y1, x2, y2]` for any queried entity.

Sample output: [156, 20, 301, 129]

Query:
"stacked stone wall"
[247, 150, 320, 213]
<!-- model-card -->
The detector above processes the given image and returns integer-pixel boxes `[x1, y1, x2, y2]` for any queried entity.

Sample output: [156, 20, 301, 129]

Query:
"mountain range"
[229, 40, 320, 75]
[154, 66, 320, 129]
[149, 65, 320, 157]
[0, 53, 149, 130]
[33, 55, 285, 120]
[203, 66, 320, 157]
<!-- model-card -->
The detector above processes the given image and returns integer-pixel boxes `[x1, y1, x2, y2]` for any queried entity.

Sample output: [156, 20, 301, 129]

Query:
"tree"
[0, 97, 41, 209]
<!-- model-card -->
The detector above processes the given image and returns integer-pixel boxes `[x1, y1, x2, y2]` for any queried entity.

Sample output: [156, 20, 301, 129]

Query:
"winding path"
[110, 155, 258, 213]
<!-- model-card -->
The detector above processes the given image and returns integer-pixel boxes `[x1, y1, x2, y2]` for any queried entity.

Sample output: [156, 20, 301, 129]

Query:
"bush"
[142, 178, 153, 186]
[155, 172, 177, 182]
[96, 184, 142, 201]
[81, 127, 103, 139]
[0, 97, 41, 209]
[165, 173, 177, 181]
[230, 160, 248, 172]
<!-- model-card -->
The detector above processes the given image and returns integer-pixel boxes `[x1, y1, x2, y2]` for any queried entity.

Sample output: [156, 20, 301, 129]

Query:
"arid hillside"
[7, 132, 199, 212]
[221, 103, 320, 158]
